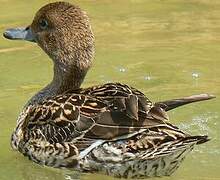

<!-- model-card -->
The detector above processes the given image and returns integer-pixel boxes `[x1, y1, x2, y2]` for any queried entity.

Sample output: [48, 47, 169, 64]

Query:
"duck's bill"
[3, 27, 36, 43]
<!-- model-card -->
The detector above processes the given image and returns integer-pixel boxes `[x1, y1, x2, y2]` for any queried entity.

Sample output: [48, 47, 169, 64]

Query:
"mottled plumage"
[11, 83, 213, 178]
[4, 2, 215, 178]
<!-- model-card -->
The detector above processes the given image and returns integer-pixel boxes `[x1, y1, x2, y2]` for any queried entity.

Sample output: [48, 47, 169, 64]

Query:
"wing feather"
[23, 83, 174, 150]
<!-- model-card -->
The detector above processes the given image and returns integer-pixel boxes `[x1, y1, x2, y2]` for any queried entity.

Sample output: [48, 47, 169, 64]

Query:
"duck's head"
[4, 2, 94, 91]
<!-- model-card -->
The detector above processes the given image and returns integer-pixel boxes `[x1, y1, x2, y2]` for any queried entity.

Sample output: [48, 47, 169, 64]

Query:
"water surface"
[0, 0, 219, 179]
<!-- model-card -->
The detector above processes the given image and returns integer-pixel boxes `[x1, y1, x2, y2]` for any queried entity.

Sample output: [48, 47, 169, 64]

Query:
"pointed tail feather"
[183, 135, 210, 145]
[155, 94, 215, 112]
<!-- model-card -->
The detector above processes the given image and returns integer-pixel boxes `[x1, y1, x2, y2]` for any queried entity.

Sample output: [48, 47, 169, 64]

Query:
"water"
[0, 0, 219, 179]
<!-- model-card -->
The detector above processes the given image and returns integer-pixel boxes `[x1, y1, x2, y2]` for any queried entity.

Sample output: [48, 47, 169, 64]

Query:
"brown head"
[4, 2, 94, 98]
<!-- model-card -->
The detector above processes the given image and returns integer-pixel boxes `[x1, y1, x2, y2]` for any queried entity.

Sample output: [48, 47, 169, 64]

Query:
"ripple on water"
[178, 112, 218, 134]
[178, 112, 220, 154]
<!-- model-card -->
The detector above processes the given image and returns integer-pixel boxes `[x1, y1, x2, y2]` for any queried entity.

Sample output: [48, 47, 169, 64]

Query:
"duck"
[3, 1, 215, 178]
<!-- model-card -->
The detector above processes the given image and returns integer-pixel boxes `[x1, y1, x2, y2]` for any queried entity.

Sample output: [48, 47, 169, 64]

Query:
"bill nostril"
[25, 26, 30, 31]
[3, 31, 12, 39]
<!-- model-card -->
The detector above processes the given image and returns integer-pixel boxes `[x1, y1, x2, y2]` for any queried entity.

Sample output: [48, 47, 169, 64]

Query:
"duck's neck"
[26, 60, 88, 106]
[51, 61, 87, 93]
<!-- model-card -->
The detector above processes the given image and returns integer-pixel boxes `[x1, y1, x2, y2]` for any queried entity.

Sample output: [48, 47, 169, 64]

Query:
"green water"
[0, 0, 219, 179]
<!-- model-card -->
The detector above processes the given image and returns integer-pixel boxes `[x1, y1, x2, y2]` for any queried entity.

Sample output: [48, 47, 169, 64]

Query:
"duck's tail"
[155, 94, 215, 112]
[192, 135, 210, 145]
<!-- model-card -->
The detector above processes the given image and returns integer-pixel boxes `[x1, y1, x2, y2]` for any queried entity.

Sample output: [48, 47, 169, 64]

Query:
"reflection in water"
[11, 156, 81, 180]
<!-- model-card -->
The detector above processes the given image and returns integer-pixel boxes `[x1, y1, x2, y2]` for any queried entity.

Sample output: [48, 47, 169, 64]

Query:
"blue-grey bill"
[3, 27, 36, 42]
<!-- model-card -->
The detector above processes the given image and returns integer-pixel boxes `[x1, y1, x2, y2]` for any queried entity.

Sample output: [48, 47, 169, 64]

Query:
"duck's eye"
[39, 19, 48, 30]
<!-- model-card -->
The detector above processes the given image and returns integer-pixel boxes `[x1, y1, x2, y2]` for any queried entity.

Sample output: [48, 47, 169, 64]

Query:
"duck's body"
[11, 83, 212, 178]
[4, 2, 215, 178]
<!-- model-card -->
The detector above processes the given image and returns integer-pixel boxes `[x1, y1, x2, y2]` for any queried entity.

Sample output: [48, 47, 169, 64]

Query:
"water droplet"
[192, 72, 199, 78]
[144, 76, 151, 80]
[119, 67, 126, 73]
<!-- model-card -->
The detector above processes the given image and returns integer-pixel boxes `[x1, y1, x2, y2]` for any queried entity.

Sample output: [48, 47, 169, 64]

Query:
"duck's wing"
[22, 83, 174, 149]
[79, 82, 169, 121]
[80, 83, 215, 117]
[23, 94, 109, 145]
